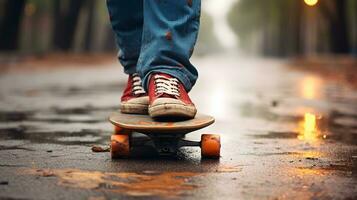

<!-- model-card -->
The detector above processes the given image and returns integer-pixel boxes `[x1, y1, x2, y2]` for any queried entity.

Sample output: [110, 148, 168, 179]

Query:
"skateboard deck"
[108, 111, 220, 158]
[109, 112, 215, 134]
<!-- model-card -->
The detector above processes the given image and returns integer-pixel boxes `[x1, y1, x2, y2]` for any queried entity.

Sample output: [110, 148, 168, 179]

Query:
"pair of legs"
[107, 0, 201, 118]
[106, 0, 201, 91]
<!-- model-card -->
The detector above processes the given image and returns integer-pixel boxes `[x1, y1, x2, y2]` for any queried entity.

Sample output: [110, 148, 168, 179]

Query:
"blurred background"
[0, 2, 357, 199]
[0, 0, 356, 59]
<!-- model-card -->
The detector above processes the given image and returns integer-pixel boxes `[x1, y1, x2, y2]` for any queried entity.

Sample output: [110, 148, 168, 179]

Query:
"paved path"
[0, 55, 356, 199]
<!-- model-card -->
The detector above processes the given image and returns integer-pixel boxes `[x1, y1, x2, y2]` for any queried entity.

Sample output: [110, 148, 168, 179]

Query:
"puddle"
[23, 168, 200, 198]
[251, 131, 299, 139]
[0, 126, 27, 137]
[29, 117, 104, 124]
[0, 111, 103, 124]
[297, 113, 324, 142]
[327, 110, 357, 145]
[0, 111, 33, 122]
[21, 164, 243, 198]
[0, 105, 114, 124]
[287, 157, 356, 177]
[293, 163, 356, 177]
[291, 167, 332, 176]
[51, 105, 118, 115]
[0, 127, 108, 146]
[250, 109, 357, 145]
[253, 112, 326, 142]
[0, 145, 34, 151]
[15, 82, 125, 97]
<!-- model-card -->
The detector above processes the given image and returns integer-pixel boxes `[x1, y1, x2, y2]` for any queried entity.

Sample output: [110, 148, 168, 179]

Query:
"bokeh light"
[300, 76, 322, 100]
[304, 0, 319, 7]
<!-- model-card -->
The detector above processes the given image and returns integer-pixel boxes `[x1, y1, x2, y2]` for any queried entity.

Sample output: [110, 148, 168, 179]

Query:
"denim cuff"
[141, 67, 193, 92]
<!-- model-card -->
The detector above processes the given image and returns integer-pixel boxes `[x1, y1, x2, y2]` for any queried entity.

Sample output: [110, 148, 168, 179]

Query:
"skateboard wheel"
[111, 134, 130, 158]
[201, 134, 221, 158]
[114, 126, 131, 135]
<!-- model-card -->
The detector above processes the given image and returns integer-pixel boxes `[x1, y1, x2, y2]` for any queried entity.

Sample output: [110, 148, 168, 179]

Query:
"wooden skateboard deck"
[109, 112, 215, 134]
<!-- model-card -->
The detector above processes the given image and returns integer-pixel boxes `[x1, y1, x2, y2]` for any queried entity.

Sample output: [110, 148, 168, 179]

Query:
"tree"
[0, 0, 26, 51]
[228, 0, 354, 56]
[320, 0, 350, 53]
[52, 0, 85, 51]
[83, 0, 96, 51]
[228, 0, 303, 57]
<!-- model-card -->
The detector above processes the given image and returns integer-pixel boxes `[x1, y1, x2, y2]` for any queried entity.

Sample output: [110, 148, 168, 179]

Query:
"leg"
[106, 0, 143, 74]
[138, 0, 201, 92]
[107, 0, 149, 114]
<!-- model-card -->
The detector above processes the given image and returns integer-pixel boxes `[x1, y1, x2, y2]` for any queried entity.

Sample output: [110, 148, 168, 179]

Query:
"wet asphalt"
[0, 55, 356, 200]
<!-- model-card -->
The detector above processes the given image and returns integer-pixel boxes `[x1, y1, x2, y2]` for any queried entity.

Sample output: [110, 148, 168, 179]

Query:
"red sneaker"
[120, 73, 149, 114]
[148, 73, 197, 118]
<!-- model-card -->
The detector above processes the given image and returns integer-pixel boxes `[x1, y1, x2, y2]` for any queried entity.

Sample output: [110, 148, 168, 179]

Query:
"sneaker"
[120, 73, 149, 114]
[148, 73, 197, 118]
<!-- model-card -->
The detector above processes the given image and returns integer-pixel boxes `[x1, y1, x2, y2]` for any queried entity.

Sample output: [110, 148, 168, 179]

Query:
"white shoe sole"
[120, 103, 148, 114]
[149, 103, 197, 118]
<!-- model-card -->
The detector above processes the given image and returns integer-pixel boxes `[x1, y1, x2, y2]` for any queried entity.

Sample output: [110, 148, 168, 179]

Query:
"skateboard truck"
[150, 133, 200, 156]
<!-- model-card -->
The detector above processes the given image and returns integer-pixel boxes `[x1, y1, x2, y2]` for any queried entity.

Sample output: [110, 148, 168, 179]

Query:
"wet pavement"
[0, 55, 356, 199]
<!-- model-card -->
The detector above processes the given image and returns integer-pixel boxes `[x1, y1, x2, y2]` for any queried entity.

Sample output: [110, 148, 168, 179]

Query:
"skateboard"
[109, 112, 221, 158]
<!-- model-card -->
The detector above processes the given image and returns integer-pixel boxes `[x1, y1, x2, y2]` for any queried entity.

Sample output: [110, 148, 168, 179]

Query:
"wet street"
[0, 55, 356, 199]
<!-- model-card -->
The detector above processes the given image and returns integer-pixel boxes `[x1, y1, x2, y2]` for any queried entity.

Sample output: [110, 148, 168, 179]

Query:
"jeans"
[106, 0, 200, 92]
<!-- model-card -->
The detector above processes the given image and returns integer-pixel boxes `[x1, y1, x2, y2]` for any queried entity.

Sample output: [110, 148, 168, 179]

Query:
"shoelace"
[154, 75, 180, 97]
[132, 73, 146, 95]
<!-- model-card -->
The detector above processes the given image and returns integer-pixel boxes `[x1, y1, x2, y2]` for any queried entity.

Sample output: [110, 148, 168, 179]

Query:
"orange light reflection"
[298, 113, 321, 142]
[301, 76, 322, 100]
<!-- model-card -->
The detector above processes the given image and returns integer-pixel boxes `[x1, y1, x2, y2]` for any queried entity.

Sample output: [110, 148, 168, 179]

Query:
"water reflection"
[297, 113, 321, 142]
[207, 81, 230, 119]
[300, 76, 322, 100]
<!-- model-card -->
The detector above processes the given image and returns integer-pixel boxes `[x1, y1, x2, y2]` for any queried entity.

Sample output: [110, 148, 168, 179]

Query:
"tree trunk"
[0, 0, 26, 51]
[84, 0, 95, 51]
[52, 0, 85, 51]
[291, 0, 303, 56]
[329, 0, 350, 53]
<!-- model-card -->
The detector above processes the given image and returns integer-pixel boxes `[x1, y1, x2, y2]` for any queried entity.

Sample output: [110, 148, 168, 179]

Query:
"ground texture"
[0, 55, 356, 199]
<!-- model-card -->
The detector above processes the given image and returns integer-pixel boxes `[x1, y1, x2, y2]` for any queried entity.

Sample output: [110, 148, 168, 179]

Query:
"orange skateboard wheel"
[201, 134, 221, 158]
[111, 134, 130, 158]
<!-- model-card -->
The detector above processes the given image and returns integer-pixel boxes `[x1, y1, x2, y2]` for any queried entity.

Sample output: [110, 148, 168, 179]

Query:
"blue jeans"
[106, 0, 200, 92]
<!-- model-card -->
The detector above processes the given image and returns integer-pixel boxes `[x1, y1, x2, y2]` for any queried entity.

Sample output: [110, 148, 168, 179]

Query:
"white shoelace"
[154, 75, 180, 97]
[132, 73, 146, 95]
